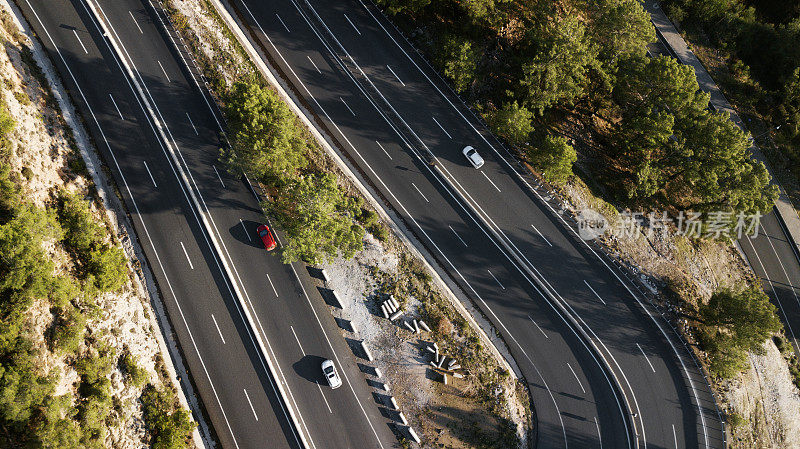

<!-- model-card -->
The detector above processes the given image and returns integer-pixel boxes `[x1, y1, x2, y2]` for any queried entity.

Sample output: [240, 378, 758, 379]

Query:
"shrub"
[140, 384, 195, 449]
[488, 102, 534, 146]
[57, 192, 126, 292]
[528, 135, 576, 183]
[119, 350, 149, 389]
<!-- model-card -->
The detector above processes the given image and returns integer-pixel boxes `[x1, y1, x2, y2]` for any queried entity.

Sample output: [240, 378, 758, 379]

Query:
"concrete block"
[408, 427, 421, 444]
[389, 297, 400, 310]
[452, 372, 464, 379]
[388, 396, 398, 409]
[425, 346, 435, 354]
[448, 364, 461, 371]
[419, 320, 431, 332]
[380, 303, 389, 319]
[361, 341, 374, 361]
[331, 290, 344, 308]
[443, 373, 448, 385]
[385, 300, 397, 313]
[448, 359, 457, 368]
[389, 310, 403, 321]
[413, 319, 420, 333]
[429, 361, 438, 368]
[374, 368, 382, 378]
[403, 320, 414, 332]
[398, 412, 408, 425]
[320, 269, 329, 282]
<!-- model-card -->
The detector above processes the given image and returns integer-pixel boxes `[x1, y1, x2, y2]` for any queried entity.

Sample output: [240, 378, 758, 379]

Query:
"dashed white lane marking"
[566, 362, 586, 394]
[672, 423, 678, 449]
[386, 65, 405, 86]
[211, 314, 225, 344]
[73, 29, 88, 54]
[595, 416, 603, 449]
[292, 322, 334, 415]
[431, 116, 452, 139]
[530, 224, 553, 246]
[212, 164, 226, 188]
[448, 225, 468, 247]
[157, 60, 171, 82]
[179, 241, 193, 269]
[276, 13, 291, 32]
[142, 160, 157, 187]
[109, 93, 123, 120]
[239, 219, 251, 241]
[411, 182, 429, 203]
[290, 325, 306, 356]
[343, 13, 361, 35]
[307, 55, 321, 74]
[487, 269, 505, 290]
[527, 315, 548, 339]
[584, 280, 607, 305]
[129, 10, 143, 34]
[376, 141, 393, 160]
[637, 343, 656, 373]
[339, 96, 356, 116]
[243, 389, 259, 421]
[266, 274, 279, 298]
[481, 171, 502, 192]
[186, 112, 198, 135]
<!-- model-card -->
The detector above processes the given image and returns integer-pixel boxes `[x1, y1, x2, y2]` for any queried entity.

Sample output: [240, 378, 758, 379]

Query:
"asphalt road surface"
[18, 0, 398, 448]
[227, 0, 726, 448]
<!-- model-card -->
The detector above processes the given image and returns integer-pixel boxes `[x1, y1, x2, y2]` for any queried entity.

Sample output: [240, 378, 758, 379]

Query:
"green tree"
[439, 35, 481, 94]
[778, 67, 800, 145]
[700, 287, 783, 377]
[588, 0, 656, 66]
[488, 101, 534, 146]
[267, 174, 364, 264]
[520, 15, 598, 113]
[614, 55, 709, 118]
[613, 55, 776, 212]
[528, 135, 576, 183]
[223, 82, 308, 182]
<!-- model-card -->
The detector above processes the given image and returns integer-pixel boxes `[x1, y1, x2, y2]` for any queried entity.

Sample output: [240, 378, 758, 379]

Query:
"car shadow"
[229, 219, 266, 249]
[292, 354, 327, 386]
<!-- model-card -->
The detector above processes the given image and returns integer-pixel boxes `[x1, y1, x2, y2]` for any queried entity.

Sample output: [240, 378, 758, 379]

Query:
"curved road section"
[224, 0, 726, 447]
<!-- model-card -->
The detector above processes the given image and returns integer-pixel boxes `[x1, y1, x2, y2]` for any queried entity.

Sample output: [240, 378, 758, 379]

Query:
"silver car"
[462, 145, 485, 169]
[321, 359, 341, 389]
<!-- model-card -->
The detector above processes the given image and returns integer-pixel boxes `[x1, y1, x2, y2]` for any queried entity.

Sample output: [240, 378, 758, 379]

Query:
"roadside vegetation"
[378, 0, 776, 216]
[222, 81, 371, 263]
[698, 287, 782, 378]
[0, 14, 195, 445]
[661, 0, 800, 200]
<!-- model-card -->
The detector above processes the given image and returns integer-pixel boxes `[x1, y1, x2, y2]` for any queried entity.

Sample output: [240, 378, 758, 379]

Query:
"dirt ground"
[1, 3, 197, 447]
[321, 234, 529, 448]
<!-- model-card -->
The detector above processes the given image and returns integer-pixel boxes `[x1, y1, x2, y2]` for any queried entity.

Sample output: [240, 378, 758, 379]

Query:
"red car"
[257, 224, 276, 251]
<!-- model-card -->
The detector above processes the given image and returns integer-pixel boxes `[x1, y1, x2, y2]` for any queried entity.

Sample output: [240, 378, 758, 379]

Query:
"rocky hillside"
[0, 3, 196, 448]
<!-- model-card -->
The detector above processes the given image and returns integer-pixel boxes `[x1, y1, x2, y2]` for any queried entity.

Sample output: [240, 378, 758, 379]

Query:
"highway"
[225, 0, 726, 447]
[18, 0, 397, 448]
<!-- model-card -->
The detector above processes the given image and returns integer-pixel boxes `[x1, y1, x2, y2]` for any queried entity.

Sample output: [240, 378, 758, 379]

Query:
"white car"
[321, 359, 341, 389]
[462, 145, 484, 169]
